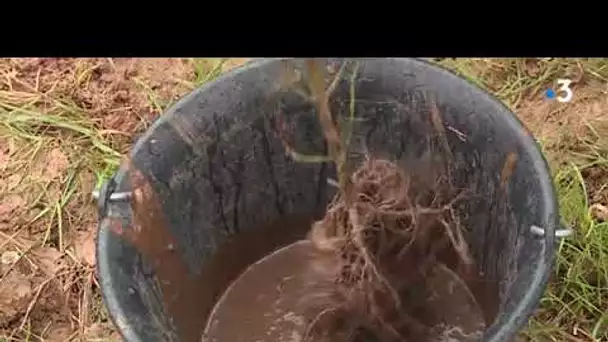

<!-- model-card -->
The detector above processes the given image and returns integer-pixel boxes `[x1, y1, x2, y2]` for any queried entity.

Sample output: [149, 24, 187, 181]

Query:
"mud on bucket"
[96, 58, 560, 342]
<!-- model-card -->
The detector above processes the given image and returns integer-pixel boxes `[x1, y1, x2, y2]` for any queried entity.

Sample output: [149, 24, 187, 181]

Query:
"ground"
[0, 58, 606, 341]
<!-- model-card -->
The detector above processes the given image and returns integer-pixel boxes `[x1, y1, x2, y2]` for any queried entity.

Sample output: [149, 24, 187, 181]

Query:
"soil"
[0, 58, 249, 341]
[42, 148, 70, 181]
[517, 82, 608, 219]
[0, 243, 69, 336]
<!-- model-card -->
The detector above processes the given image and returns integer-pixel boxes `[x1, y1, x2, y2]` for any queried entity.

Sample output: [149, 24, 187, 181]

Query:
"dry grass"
[0, 58, 606, 341]
[0, 58, 246, 341]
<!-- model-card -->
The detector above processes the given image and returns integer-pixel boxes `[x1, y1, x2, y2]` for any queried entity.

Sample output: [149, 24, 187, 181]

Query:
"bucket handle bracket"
[91, 177, 573, 241]
[92, 176, 131, 218]
[530, 224, 572, 240]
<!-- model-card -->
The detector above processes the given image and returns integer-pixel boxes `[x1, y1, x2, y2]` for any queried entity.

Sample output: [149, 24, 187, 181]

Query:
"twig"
[305, 59, 347, 189]
[19, 274, 60, 330]
[325, 62, 347, 98]
[344, 62, 360, 150]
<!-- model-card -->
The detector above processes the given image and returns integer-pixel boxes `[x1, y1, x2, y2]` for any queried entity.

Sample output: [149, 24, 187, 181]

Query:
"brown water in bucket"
[202, 241, 315, 342]
[117, 209, 313, 342]
[201, 231, 488, 342]
[123, 167, 496, 342]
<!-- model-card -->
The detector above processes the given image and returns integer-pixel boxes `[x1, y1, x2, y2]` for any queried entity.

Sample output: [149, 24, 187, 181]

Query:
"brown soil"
[516, 81, 608, 219]
[0, 58, 249, 341]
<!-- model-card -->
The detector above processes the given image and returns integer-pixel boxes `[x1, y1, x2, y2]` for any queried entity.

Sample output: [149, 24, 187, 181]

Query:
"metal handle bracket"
[92, 176, 131, 218]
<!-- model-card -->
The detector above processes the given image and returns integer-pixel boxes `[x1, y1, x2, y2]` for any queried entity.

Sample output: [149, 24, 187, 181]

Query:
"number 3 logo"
[556, 79, 573, 103]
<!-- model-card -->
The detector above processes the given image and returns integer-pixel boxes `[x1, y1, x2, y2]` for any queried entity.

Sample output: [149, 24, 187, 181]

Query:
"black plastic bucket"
[96, 58, 560, 342]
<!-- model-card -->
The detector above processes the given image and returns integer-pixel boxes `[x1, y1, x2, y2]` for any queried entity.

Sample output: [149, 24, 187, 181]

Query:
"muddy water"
[202, 241, 319, 342]
[178, 218, 312, 341]
[124, 172, 495, 341]
[124, 213, 312, 342]
[137, 209, 492, 342]
[202, 239, 487, 342]
[423, 264, 486, 341]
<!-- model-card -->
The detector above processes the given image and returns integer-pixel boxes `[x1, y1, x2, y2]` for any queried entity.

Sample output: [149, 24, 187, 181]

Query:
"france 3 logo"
[545, 79, 574, 103]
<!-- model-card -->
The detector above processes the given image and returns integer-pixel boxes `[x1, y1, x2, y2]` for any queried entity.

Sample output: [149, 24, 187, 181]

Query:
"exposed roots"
[303, 157, 474, 342]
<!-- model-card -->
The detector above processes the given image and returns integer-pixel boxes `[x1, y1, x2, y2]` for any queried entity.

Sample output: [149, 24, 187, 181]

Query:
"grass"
[441, 58, 608, 341]
[523, 164, 608, 341]
[0, 58, 606, 341]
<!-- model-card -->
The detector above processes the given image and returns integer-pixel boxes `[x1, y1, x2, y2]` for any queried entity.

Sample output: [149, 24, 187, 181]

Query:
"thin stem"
[305, 59, 348, 191]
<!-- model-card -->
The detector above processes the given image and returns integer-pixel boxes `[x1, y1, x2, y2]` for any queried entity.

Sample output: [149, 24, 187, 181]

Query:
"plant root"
[303, 156, 474, 342]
